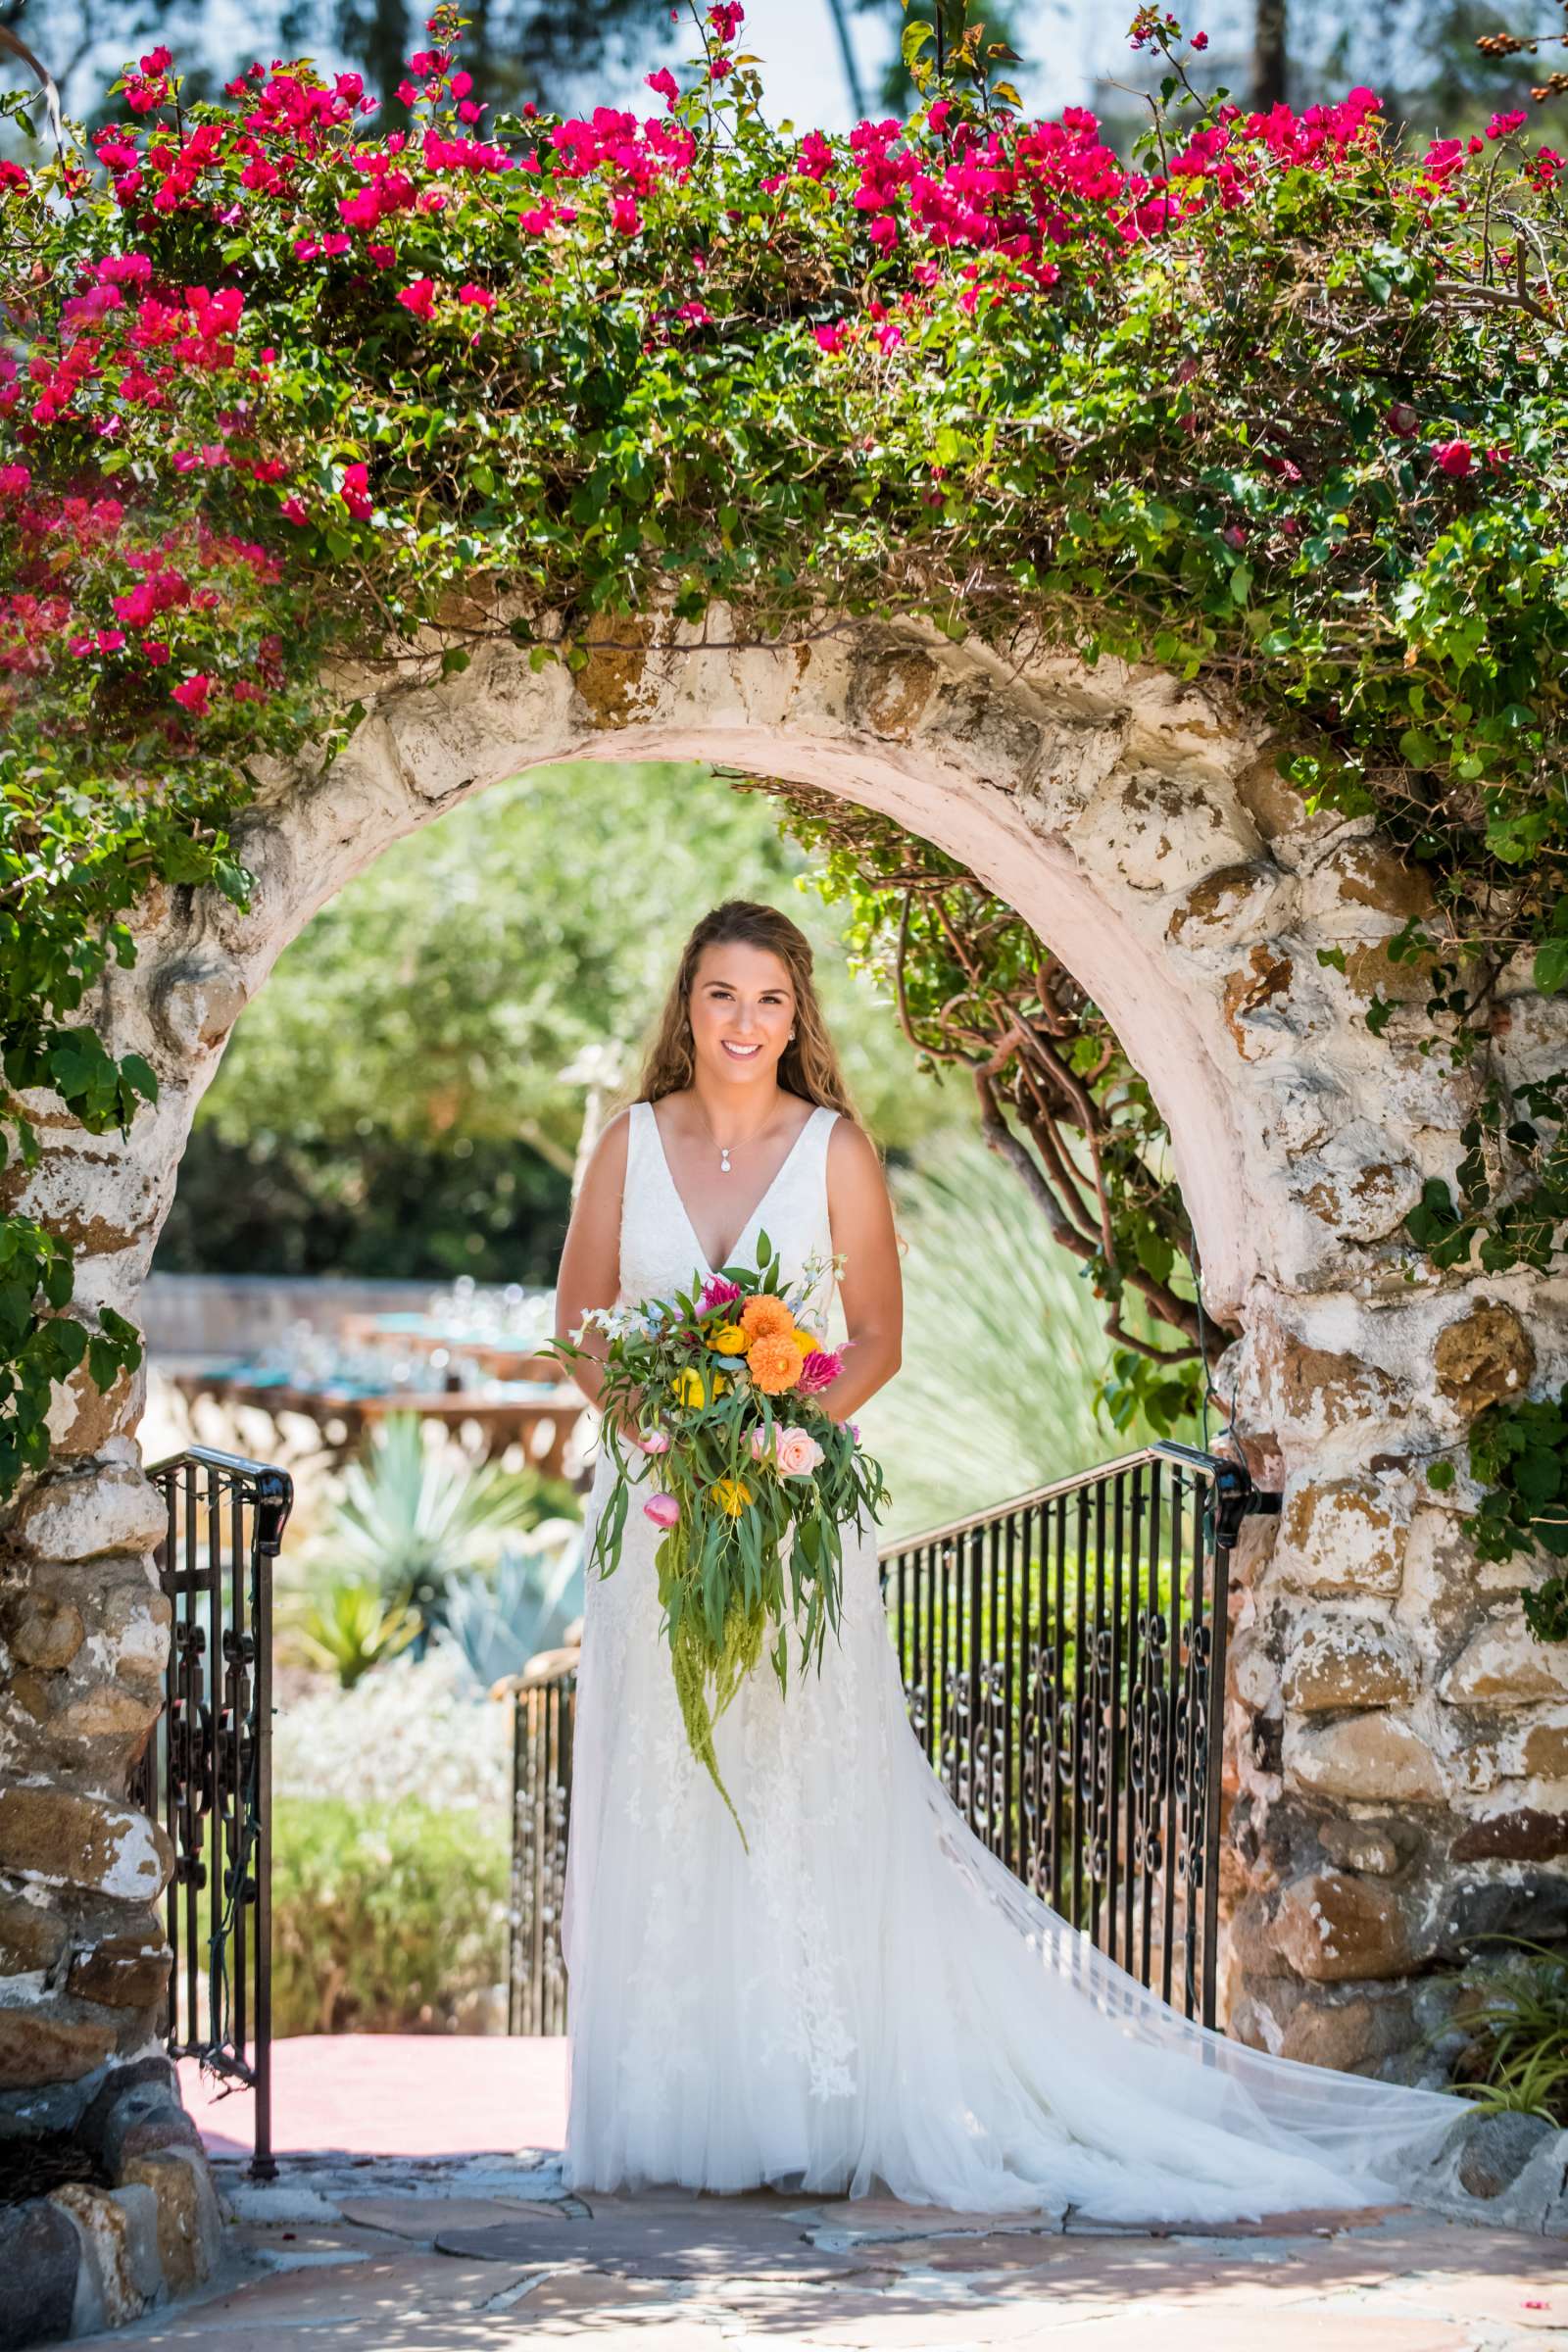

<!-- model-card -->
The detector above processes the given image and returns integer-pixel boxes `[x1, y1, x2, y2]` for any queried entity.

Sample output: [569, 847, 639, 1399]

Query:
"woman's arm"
[552, 1108, 630, 1413]
[818, 1118, 903, 1423]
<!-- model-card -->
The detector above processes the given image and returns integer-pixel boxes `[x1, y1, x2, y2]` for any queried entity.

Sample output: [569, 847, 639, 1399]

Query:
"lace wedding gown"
[560, 1098, 1461, 2222]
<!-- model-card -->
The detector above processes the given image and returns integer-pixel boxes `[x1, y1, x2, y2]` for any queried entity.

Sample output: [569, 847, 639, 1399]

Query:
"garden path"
[60, 2038, 1561, 2350]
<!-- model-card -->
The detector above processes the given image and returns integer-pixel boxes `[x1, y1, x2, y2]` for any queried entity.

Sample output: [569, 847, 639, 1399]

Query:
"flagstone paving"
[61, 2152, 1567, 2350]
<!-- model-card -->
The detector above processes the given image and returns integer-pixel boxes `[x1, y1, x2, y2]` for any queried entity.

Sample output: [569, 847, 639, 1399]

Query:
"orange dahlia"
[747, 1332, 803, 1394]
[740, 1293, 795, 1341]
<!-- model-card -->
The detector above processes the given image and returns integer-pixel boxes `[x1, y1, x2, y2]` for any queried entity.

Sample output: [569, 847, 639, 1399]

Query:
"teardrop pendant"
[719, 1147, 732, 1174]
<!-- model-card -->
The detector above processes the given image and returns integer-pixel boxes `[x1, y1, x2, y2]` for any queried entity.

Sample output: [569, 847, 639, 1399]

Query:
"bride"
[553, 898, 1462, 2223]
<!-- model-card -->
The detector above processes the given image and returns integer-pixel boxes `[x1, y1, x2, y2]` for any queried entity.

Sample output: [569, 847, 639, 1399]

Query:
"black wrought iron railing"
[505, 1645, 577, 2035]
[879, 1441, 1272, 2030]
[129, 1447, 293, 2179]
[506, 1441, 1272, 2037]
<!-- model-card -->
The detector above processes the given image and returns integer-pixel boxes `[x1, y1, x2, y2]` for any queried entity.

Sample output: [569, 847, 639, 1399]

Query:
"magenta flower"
[398, 276, 437, 319]
[700, 1276, 743, 1310]
[644, 1493, 680, 1529]
[797, 1348, 843, 1396]
[172, 673, 212, 715]
[1432, 439, 1473, 478]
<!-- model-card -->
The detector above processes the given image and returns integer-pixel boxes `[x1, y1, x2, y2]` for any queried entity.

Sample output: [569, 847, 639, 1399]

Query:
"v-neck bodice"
[619, 1097, 840, 1320]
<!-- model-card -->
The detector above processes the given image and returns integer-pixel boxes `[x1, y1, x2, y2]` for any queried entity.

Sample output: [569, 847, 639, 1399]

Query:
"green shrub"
[1451, 1938, 1568, 2127]
[270, 1796, 509, 2035]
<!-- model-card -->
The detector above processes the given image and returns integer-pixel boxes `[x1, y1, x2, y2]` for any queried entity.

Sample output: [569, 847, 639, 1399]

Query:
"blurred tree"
[1253, 0, 1288, 105]
[274, 0, 675, 122]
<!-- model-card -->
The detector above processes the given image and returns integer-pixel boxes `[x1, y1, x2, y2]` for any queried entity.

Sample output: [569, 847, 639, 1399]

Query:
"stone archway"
[5, 611, 1567, 2161]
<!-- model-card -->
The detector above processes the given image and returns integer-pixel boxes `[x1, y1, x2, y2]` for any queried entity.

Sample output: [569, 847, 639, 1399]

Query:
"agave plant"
[857, 1129, 1186, 1540]
[296, 1578, 421, 1690]
[441, 1524, 585, 1693]
[319, 1414, 563, 1627]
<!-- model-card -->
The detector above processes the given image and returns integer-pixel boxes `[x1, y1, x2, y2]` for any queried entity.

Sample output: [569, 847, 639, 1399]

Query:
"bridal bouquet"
[551, 1234, 888, 1843]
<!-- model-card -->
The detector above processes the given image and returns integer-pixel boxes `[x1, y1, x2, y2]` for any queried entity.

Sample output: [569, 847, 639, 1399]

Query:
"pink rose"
[643, 1492, 680, 1528]
[748, 1427, 769, 1462]
[775, 1428, 823, 1479]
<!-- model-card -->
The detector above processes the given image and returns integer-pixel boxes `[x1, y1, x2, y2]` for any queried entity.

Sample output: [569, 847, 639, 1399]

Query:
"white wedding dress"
[560, 1098, 1462, 2221]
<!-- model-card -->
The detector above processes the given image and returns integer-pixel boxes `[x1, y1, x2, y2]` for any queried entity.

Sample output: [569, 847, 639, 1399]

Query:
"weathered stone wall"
[3, 611, 1565, 2120]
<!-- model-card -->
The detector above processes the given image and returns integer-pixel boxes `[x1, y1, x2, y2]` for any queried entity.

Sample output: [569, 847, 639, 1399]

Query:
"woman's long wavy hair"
[627, 901, 859, 1119]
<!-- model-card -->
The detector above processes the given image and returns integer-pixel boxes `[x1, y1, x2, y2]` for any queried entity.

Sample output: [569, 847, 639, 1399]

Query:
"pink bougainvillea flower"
[610, 194, 642, 235]
[647, 67, 679, 107]
[643, 1492, 680, 1528]
[813, 320, 847, 354]
[172, 673, 211, 715]
[397, 276, 437, 318]
[278, 495, 310, 526]
[1387, 402, 1419, 437]
[1191, 29, 1209, 48]
[340, 462, 374, 518]
[458, 281, 494, 309]
[143, 641, 171, 665]
[1432, 439, 1473, 478]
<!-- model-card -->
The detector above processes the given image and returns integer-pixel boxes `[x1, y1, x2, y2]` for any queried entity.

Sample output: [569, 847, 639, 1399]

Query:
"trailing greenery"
[1430, 1379, 1568, 1641]
[2, 6, 1566, 1497]
[271, 1794, 509, 2034]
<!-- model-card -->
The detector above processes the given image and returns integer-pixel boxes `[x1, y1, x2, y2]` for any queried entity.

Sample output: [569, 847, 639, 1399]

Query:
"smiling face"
[687, 941, 797, 1094]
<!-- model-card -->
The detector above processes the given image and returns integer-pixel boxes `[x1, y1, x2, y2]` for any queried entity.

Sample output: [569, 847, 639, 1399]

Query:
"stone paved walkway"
[63, 2152, 1568, 2351]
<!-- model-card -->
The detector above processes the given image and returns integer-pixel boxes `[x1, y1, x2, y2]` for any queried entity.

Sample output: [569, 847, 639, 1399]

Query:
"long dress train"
[560, 1098, 1462, 2223]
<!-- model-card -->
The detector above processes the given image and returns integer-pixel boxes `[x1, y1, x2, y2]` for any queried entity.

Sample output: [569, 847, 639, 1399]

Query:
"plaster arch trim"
[122, 612, 1376, 1335]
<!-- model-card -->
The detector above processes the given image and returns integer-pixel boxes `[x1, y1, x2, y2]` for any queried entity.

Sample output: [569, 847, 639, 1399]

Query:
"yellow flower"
[710, 1323, 750, 1356]
[791, 1328, 821, 1356]
[670, 1366, 729, 1406]
[710, 1477, 753, 1518]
